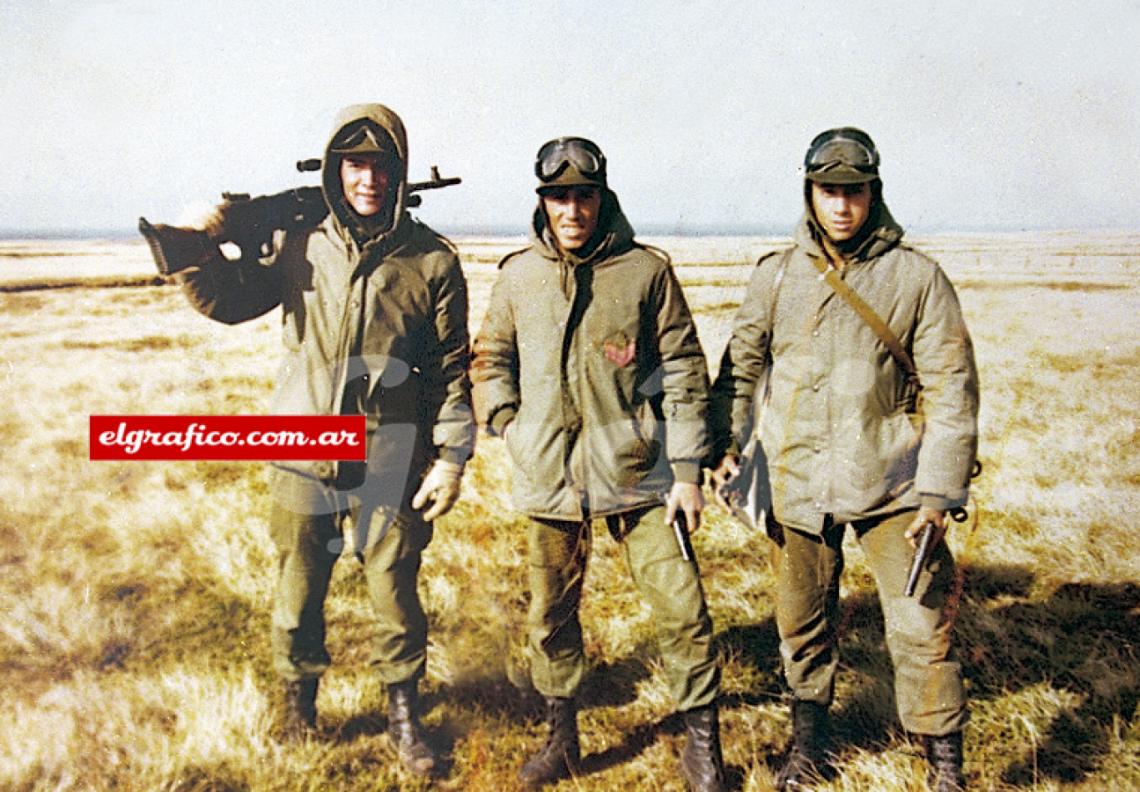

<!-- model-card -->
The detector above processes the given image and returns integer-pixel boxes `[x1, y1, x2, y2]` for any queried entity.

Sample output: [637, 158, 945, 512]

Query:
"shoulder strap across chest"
[806, 255, 918, 383]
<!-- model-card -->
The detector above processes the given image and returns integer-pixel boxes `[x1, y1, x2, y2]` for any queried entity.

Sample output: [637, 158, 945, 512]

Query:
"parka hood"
[798, 185, 904, 263]
[322, 104, 410, 246]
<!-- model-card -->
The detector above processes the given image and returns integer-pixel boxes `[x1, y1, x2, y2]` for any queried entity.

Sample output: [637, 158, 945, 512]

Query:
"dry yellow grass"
[1, 232, 1137, 790]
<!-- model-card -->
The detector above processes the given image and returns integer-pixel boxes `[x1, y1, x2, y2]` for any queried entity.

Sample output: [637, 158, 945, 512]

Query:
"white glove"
[411, 459, 463, 522]
[176, 201, 228, 239]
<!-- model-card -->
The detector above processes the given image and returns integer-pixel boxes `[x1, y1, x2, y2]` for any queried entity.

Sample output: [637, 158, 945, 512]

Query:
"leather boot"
[680, 703, 727, 792]
[774, 700, 829, 790]
[519, 696, 580, 788]
[387, 679, 439, 777]
[923, 732, 966, 791]
[280, 678, 318, 740]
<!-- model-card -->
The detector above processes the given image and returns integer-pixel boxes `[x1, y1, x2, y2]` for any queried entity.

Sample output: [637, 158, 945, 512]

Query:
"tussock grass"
[955, 280, 1130, 292]
[0, 275, 166, 292]
[1, 233, 1138, 790]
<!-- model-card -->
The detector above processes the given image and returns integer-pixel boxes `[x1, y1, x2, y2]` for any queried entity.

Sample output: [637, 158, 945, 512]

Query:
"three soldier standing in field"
[161, 112, 977, 790]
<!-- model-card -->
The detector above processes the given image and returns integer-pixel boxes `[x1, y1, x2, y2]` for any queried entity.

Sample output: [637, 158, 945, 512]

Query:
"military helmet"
[804, 127, 880, 184]
[534, 136, 607, 193]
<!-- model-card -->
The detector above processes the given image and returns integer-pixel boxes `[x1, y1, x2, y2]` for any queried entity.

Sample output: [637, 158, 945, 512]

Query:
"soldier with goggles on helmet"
[472, 136, 727, 791]
[709, 127, 979, 790]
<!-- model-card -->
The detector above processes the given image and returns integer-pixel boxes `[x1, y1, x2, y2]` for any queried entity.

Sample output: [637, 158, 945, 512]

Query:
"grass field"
[1, 231, 1137, 791]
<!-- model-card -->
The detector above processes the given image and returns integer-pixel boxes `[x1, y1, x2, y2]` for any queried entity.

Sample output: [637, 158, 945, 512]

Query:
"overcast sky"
[2, 1, 1138, 234]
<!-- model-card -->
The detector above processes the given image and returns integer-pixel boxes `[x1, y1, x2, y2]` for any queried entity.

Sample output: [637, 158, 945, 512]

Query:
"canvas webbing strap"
[808, 255, 919, 383]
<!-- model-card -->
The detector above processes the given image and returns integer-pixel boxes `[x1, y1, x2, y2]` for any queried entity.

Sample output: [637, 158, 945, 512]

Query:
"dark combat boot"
[280, 678, 319, 740]
[387, 679, 439, 777]
[923, 732, 966, 791]
[519, 696, 580, 788]
[680, 703, 727, 792]
[774, 700, 829, 790]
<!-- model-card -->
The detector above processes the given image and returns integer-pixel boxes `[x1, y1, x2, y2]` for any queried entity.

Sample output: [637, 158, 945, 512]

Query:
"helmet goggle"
[535, 137, 606, 182]
[805, 128, 879, 181]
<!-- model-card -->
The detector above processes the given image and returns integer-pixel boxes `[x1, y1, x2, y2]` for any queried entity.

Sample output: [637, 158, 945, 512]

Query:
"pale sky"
[2, 1, 1138, 234]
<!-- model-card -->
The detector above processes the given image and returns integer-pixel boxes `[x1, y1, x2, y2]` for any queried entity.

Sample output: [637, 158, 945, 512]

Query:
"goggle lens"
[806, 132, 880, 175]
[535, 138, 605, 181]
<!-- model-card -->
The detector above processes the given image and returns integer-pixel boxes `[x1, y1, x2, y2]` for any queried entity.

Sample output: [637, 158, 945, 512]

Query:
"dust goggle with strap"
[534, 137, 607, 183]
[804, 127, 880, 182]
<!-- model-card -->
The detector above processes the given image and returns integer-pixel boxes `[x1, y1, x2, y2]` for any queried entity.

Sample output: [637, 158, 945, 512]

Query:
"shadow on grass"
[718, 560, 1140, 786]
[332, 704, 458, 781]
[101, 552, 1136, 788]
[576, 709, 683, 776]
[431, 654, 652, 723]
[326, 657, 657, 779]
[573, 703, 747, 790]
[574, 706, 752, 791]
[966, 573, 1139, 786]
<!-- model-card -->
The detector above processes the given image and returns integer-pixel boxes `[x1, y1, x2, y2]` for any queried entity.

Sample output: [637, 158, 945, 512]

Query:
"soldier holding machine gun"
[140, 104, 471, 778]
[708, 128, 980, 790]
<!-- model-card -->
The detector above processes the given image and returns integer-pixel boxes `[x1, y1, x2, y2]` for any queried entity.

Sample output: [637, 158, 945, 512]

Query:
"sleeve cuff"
[919, 493, 955, 512]
[489, 406, 517, 438]
[671, 460, 702, 485]
[708, 437, 741, 465]
[437, 446, 470, 467]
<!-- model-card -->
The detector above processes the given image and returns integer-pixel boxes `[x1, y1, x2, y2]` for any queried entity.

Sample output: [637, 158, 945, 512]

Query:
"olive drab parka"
[710, 201, 979, 535]
[472, 192, 710, 520]
[179, 104, 473, 513]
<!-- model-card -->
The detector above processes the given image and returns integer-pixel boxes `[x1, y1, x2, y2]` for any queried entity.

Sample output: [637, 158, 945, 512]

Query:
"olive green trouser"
[526, 505, 720, 711]
[269, 471, 432, 684]
[774, 509, 967, 736]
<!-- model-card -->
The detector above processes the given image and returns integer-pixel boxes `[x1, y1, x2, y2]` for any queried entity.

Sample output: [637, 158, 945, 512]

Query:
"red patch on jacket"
[603, 339, 636, 367]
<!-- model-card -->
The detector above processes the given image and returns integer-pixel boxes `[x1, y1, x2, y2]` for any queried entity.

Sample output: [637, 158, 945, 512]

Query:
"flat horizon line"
[1, 224, 1138, 241]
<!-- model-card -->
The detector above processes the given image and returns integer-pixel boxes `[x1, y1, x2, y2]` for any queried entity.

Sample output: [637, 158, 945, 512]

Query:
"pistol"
[904, 521, 937, 597]
[672, 513, 692, 562]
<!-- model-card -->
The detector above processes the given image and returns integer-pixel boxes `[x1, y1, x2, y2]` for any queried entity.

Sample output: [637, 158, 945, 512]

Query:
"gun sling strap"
[808, 255, 919, 386]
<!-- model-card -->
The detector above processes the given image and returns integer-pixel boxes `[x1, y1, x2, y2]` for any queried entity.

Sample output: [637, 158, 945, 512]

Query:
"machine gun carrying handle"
[218, 192, 275, 258]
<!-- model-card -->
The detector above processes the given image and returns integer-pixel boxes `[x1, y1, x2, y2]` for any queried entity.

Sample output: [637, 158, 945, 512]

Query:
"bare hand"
[411, 460, 463, 522]
[905, 506, 947, 549]
[708, 454, 740, 511]
[665, 481, 703, 533]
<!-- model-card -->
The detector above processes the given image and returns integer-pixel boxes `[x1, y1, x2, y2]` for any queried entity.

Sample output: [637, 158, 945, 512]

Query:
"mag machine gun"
[139, 159, 461, 276]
